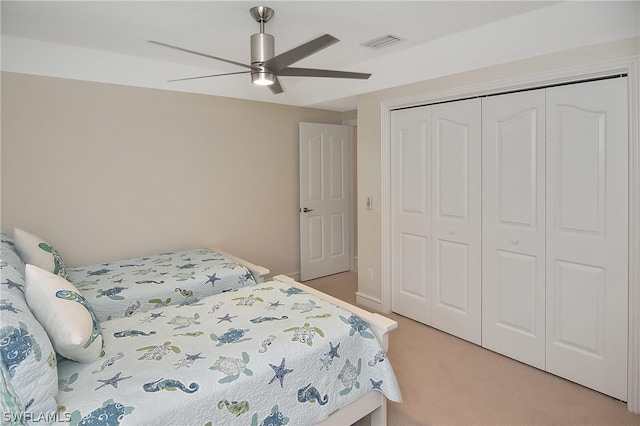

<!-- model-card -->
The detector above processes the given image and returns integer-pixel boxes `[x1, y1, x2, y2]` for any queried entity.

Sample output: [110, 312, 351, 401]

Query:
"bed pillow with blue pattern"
[0, 233, 59, 420]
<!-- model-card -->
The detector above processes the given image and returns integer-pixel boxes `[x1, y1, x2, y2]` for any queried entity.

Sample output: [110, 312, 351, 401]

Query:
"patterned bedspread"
[55, 280, 402, 425]
[66, 249, 256, 322]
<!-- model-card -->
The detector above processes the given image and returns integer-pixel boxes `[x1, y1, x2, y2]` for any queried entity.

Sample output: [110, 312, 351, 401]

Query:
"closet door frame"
[380, 57, 640, 413]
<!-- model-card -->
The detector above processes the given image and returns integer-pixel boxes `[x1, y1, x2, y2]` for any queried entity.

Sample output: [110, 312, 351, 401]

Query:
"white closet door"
[546, 78, 628, 401]
[431, 99, 482, 344]
[482, 90, 546, 368]
[391, 106, 432, 325]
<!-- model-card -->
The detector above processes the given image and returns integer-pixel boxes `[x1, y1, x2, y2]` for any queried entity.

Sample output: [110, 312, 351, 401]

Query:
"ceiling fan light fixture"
[252, 71, 275, 86]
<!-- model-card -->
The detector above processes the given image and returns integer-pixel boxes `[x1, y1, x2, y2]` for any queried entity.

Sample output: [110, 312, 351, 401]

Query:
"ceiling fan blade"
[149, 40, 253, 70]
[268, 78, 284, 94]
[263, 34, 339, 73]
[277, 68, 371, 80]
[167, 71, 251, 82]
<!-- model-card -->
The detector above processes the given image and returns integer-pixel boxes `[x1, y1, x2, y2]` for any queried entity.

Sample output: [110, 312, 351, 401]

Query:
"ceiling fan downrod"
[249, 6, 275, 85]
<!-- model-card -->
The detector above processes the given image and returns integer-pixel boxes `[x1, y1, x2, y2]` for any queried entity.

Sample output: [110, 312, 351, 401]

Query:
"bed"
[65, 248, 270, 322]
[54, 275, 402, 425]
[1, 231, 402, 425]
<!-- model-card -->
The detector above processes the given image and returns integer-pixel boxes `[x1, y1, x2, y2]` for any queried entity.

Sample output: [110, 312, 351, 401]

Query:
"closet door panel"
[482, 90, 546, 368]
[546, 78, 628, 401]
[391, 107, 432, 325]
[431, 99, 482, 344]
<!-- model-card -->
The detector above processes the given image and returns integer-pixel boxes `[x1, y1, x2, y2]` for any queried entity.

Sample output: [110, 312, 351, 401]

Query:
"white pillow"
[25, 264, 103, 363]
[14, 228, 69, 279]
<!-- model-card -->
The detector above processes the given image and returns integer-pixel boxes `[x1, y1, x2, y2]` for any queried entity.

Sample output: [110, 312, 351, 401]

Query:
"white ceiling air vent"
[362, 34, 405, 49]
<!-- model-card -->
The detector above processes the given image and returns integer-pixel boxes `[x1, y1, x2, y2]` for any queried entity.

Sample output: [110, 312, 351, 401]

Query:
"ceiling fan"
[149, 6, 371, 94]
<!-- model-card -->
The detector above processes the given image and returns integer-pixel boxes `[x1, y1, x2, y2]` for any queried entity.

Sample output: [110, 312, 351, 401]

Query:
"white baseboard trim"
[288, 259, 358, 282]
[356, 291, 383, 312]
[286, 272, 301, 282]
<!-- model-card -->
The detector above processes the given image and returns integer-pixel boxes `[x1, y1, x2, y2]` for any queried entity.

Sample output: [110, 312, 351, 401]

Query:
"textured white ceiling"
[2, 1, 638, 111]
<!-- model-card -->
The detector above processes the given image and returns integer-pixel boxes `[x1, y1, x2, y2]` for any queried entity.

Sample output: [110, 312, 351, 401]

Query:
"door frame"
[343, 118, 358, 274]
[380, 56, 640, 412]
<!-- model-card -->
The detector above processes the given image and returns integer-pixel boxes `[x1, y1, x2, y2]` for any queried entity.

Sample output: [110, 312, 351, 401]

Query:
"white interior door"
[545, 78, 628, 401]
[482, 89, 547, 368]
[299, 122, 351, 281]
[391, 106, 432, 325]
[430, 99, 482, 344]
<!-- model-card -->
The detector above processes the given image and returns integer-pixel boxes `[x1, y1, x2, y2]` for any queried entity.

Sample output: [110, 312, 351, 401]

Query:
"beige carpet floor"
[303, 271, 640, 426]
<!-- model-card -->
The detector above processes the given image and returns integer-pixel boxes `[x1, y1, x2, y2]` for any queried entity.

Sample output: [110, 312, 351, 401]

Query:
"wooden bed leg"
[369, 398, 387, 426]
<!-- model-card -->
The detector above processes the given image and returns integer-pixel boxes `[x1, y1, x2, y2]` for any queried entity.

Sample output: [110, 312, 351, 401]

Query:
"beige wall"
[1, 72, 344, 276]
[356, 37, 640, 304]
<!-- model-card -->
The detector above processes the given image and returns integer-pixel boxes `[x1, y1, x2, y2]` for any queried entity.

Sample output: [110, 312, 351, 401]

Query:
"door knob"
[301, 207, 314, 213]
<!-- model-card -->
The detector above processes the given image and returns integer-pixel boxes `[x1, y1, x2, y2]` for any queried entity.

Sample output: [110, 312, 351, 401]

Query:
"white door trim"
[343, 118, 358, 274]
[380, 56, 640, 412]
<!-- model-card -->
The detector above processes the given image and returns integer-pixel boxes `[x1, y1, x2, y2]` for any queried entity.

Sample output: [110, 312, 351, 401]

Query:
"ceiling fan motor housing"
[251, 32, 275, 84]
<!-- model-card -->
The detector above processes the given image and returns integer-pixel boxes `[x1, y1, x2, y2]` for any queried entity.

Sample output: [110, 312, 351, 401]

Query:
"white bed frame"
[274, 274, 399, 426]
[213, 248, 271, 283]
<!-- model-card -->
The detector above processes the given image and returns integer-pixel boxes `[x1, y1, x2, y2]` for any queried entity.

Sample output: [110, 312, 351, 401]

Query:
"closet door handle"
[511, 237, 519, 245]
[301, 207, 314, 213]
